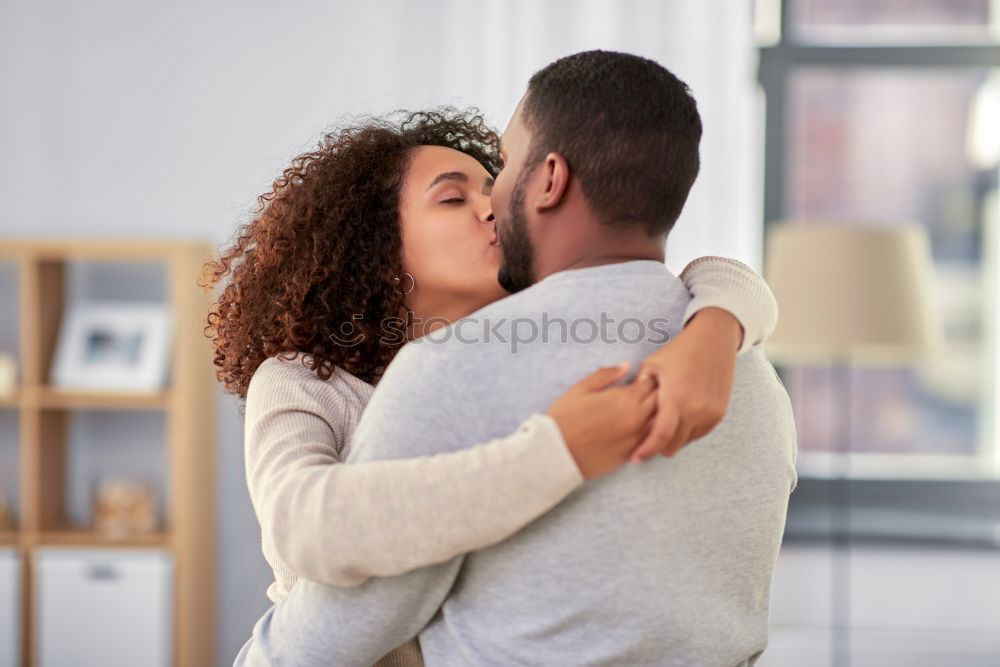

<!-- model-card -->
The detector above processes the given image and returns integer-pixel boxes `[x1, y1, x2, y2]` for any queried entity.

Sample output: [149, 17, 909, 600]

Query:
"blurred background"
[0, 0, 998, 665]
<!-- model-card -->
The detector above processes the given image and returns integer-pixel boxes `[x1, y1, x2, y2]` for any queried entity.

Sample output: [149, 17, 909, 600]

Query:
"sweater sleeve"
[678, 255, 779, 356]
[244, 361, 583, 589]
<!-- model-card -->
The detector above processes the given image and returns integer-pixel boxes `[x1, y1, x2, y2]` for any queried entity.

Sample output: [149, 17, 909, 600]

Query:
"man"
[239, 49, 797, 666]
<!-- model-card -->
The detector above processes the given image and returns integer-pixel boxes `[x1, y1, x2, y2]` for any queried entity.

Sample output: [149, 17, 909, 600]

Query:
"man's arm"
[239, 341, 479, 666]
[239, 558, 462, 666]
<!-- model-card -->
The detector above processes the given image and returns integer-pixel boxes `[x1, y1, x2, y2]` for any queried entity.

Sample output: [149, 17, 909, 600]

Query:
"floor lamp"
[764, 222, 940, 667]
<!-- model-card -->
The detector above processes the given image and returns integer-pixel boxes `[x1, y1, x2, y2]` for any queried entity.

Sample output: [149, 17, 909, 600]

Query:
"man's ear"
[534, 152, 570, 212]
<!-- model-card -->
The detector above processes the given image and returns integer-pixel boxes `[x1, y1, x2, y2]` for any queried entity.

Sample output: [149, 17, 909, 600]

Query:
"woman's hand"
[546, 363, 657, 480]
[629, 306, 743, 462]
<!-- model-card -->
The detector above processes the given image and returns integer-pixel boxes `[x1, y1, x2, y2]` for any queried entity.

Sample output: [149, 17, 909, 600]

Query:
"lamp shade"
[763, 222, 941, 364]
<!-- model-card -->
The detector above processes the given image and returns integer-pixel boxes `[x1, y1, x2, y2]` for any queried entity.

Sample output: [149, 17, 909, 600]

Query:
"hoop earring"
[392, 272, 415, 295]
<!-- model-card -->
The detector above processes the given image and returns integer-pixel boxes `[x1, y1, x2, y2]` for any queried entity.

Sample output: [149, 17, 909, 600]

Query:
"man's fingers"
[572, 362, 631, 393]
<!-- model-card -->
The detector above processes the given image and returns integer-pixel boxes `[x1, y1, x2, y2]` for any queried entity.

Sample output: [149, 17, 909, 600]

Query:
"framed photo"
[50, 302, 173, 392]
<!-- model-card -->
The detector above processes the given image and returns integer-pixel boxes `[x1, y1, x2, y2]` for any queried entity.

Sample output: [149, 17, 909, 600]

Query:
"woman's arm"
[246, 258, 774, 589]
[630, 255, 779, 460]
[678, 255, 778, 355]
[245, 359, 655, 589]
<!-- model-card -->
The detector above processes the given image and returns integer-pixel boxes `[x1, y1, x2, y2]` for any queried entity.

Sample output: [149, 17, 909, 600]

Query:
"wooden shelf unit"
[30, 387, 172, 411]
[33, 528, 170, 548]
[0, 239, 217, 667]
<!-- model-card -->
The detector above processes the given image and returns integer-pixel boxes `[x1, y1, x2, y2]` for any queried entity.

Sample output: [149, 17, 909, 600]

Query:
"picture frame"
[50, 302, 173, 392]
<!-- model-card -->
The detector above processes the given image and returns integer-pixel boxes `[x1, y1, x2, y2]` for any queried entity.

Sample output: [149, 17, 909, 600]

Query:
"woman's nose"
[479, 204, 495, 225]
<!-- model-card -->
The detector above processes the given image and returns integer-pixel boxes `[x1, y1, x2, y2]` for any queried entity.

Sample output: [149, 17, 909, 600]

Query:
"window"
[758, 0, 1000, 477]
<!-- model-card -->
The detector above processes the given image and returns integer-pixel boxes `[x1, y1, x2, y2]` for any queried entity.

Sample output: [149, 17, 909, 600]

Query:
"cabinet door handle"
[85, 564, 119, 581]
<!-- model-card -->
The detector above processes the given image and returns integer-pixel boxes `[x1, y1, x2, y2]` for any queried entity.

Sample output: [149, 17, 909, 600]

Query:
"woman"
[209, 108, 777, 666]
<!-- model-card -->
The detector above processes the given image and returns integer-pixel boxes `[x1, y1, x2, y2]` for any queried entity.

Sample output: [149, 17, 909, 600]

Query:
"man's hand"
[629, 307, 743, 462]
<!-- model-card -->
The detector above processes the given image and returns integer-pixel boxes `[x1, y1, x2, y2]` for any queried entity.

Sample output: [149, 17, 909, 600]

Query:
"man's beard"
[496, 172, 536, 294]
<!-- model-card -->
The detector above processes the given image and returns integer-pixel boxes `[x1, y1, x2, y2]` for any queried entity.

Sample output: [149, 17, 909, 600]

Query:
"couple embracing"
[209, 49, 796, 666]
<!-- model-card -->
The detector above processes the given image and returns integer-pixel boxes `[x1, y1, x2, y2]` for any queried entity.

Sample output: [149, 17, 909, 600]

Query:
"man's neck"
[542, 235, 667, 279]
[561, 251, 664, 272]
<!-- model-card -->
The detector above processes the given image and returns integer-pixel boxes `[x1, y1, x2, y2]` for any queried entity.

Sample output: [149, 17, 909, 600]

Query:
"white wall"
[0, 1, 763, 662]
[0, 0, 763, 269]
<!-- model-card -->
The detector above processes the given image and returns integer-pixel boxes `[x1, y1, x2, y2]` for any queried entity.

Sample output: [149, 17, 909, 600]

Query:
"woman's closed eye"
[440, 197, 466, 205]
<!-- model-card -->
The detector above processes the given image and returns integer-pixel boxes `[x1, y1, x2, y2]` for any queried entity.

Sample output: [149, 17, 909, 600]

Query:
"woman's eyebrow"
[482, 177, 495, 194]
[426, 171, 468, 191]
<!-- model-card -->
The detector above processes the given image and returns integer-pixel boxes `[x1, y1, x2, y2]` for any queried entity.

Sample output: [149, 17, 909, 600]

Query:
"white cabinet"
[0, 549, 19, 667]
[760, 544, 1000, 666]
[35, 548, 173, 667]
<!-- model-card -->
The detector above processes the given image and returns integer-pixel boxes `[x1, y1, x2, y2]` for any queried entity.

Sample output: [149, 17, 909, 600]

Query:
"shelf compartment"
[0, 410, 20, 537]
[35, 547, 174, 666]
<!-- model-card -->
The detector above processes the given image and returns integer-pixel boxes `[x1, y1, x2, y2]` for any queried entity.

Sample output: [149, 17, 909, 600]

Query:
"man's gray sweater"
[239, 259, 798, 667]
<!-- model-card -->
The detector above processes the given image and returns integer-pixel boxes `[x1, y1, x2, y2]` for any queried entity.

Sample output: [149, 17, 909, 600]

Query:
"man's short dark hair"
[522, 50, 702, 236]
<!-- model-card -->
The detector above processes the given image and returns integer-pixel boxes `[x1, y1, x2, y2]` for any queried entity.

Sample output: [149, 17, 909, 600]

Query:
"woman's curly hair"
[202, 107, 502, 398]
